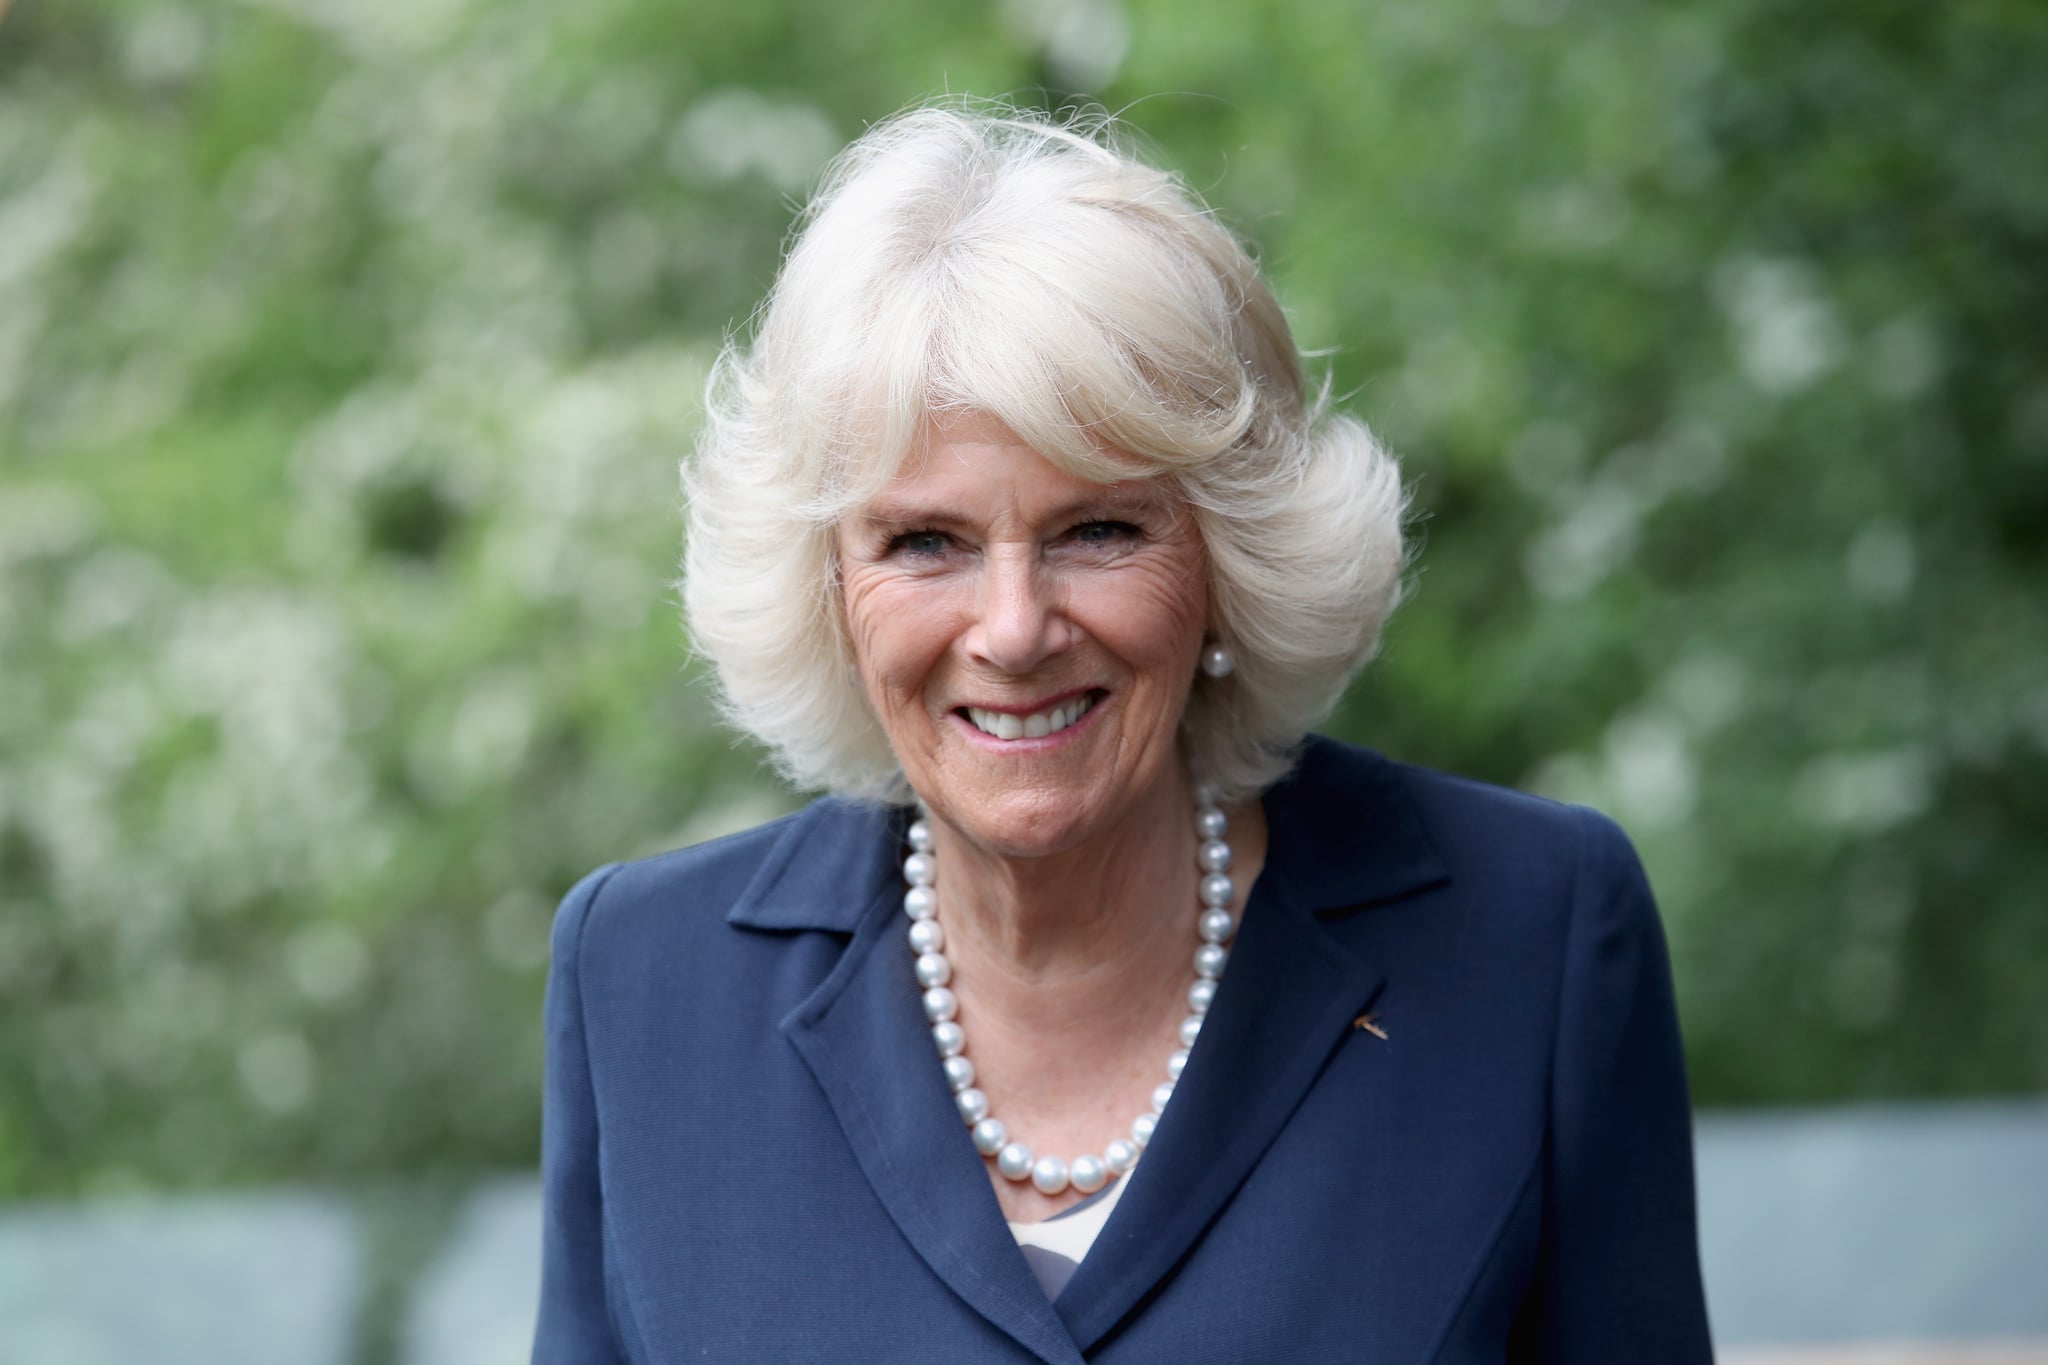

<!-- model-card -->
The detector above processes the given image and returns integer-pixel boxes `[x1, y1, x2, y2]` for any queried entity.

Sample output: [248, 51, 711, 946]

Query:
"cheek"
[840, 571, 957, 695]
[836, 572, 884, 673]
[1088, 557, 1208, 667]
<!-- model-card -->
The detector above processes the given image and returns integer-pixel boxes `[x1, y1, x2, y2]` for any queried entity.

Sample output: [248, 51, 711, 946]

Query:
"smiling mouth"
[958, 691, 1104, 742]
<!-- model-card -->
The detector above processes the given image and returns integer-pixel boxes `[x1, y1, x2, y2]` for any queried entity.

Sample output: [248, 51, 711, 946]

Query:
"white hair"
[681, 101, 1407, 803]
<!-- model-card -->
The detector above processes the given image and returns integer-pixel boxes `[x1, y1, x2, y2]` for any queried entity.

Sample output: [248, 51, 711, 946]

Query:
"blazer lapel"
[754, 740, 1446, 1363]
[1053, 740, 1449, 1353]
[775, 806, 1086, 1365]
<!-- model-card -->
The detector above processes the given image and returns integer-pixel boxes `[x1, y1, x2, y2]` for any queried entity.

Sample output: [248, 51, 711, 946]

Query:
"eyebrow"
[854, 488, 1168, 530]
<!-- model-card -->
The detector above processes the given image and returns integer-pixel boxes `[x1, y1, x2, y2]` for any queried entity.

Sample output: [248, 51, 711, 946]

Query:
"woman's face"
[835, 412, 1210, 859]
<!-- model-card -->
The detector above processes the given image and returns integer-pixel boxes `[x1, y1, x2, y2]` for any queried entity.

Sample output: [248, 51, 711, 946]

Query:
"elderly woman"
[533, 105, 1712, 1363]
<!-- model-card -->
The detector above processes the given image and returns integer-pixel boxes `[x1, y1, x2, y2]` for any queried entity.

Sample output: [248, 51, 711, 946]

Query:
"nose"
[964, 547, 1071, 675]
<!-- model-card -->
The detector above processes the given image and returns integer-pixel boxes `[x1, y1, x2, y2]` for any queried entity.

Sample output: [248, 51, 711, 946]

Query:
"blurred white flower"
[1795, 747, 1932, 832]
[669, 91, 839, 194]
[1000, 0, 1131, 90]
[1523, 477, 1642, 600]
[238, 1032, 316, 1115]
[288, 923, 372, 1004]
[1714, 255, 1843, 395]
[1845, 521, 1915, 602]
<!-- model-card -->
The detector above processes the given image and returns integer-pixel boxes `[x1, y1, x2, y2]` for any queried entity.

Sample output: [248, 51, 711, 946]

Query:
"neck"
[912, 776, 1270, 1219]
[924, 772, 1216, 1042]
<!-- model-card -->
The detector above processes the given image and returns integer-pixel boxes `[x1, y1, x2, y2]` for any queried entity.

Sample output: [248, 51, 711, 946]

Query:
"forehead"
[855, 412, 1172, 520]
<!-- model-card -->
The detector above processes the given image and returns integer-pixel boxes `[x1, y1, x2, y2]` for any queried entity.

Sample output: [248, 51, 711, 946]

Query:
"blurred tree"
[0, 0, 2041, 1196]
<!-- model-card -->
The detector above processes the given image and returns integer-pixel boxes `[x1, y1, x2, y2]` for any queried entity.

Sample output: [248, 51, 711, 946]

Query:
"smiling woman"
[834, 412, 1211, 860]
[532, 100, 1713, 1363]
[679, 106, 1406, 810]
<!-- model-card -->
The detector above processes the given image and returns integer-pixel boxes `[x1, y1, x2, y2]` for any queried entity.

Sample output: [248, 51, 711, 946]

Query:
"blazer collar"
[1262, 736, 1449, 914]
[749, 738, 1449, 1363]
[726, 737, 1449, 934]
[723, 796, 905, 933]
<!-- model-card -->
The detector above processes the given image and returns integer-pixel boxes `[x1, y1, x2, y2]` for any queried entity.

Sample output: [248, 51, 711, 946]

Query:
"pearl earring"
[1199, 642, 1235, 678]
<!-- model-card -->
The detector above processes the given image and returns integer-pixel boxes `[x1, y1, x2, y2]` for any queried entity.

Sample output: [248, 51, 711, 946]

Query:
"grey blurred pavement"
[0, 1101, 2042, 1364]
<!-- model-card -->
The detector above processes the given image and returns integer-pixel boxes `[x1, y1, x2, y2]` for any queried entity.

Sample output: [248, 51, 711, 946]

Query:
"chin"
[908, 719, 1187, 860]
[935, 788, 1108, 861]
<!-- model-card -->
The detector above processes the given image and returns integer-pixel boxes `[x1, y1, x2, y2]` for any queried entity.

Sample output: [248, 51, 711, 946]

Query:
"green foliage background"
[2, 0, 2044, 1198]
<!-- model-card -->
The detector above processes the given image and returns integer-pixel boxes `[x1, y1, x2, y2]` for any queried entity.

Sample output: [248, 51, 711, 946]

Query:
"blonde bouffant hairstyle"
[682, 101, 1407, 803]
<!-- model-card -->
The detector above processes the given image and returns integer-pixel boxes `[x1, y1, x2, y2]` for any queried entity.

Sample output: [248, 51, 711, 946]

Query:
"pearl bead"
[956, 1087, 989, 1125]
[1200, 643, 1234, 678]
[997, 1143, 1034, 1181]
[902, 783, 1239, 1192]
[1194, 782, 1218, 806]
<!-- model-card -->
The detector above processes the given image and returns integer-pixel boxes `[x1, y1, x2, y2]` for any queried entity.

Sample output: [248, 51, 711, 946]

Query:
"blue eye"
[887, 529, 951, 558]
[1071, 520, 1139, 545]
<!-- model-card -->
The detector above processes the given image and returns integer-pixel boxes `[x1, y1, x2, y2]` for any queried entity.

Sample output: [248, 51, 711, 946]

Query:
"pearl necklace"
[900, 791, 1239, 1197]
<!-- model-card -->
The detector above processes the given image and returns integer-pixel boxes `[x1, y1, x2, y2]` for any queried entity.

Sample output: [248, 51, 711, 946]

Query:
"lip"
[948, 688, 1109, 751]
[951, 686, 1100, 717]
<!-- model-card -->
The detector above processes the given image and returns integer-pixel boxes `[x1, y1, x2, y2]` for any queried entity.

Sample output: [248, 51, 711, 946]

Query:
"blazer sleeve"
[532, 864, 632, 1365]
[1517, 808, 1716, 1362]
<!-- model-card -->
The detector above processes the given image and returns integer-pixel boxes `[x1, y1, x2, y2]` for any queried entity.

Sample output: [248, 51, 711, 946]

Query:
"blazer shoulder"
[1311, 737, 1643, 900]
[1386, 757, 1658, 934]
[551, 808, 808, 949]
[1390, 756, 1579, 835]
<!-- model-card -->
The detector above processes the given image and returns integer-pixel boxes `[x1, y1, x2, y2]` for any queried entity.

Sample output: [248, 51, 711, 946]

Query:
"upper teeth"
[965, 695, 1095, 741]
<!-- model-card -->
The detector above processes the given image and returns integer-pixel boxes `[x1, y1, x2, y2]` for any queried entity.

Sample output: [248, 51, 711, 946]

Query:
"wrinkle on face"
[833, 412, 1210, 864]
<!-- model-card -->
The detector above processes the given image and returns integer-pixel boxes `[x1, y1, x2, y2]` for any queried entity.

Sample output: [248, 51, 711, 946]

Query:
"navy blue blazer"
[532, 737, 1714, 1363]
